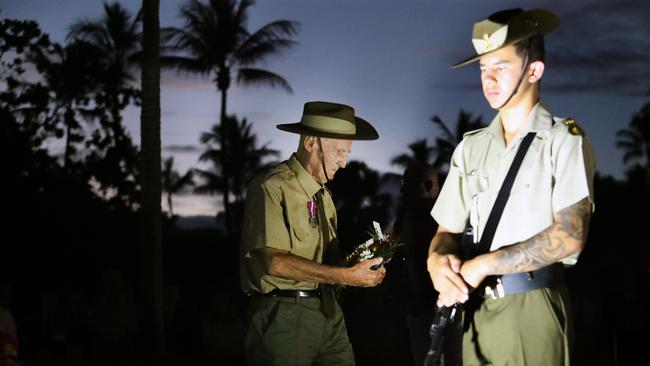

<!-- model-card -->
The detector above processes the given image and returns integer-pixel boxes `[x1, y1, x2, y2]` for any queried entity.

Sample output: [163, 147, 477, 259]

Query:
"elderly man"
[240, 101, 386, 365]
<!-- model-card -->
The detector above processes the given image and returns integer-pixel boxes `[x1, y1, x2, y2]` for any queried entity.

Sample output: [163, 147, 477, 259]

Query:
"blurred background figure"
[393, 162, 442, 365]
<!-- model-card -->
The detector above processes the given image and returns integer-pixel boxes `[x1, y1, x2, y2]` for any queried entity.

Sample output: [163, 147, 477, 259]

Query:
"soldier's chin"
[486, 97, 504, 110]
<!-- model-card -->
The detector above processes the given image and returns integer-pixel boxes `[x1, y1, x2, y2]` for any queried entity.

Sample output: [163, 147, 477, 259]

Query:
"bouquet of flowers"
[341, 221, 404, 268]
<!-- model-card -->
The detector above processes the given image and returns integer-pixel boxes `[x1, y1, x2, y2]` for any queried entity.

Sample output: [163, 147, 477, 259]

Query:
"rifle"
[422, 132, 537, 366]
[423, 223, 474, 366]
[423, 304, 460, 366]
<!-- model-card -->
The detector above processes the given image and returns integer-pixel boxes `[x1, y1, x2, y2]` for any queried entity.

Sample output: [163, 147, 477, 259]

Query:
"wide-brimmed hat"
[452, 8, 559, 68]
[277, 101, 378, 140]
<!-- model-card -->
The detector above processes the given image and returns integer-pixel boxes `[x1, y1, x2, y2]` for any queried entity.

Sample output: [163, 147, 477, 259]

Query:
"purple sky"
[3, 0, 649, 216]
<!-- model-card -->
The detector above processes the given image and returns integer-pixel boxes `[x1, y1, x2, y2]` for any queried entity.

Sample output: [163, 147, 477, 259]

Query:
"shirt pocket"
[464, 169, 490, 194]
[288, 211, 320, 260]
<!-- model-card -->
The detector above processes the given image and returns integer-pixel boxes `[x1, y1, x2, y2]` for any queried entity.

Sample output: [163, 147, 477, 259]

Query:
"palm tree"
[161, 156, 195, 217]
[67, 2, 143, 207]
[161, 0, 299, 235]
[194, 115, 279, 232]
[430, 110, 485, 171]
[390, 139, 435, 170]
[139, 0, 164, 354]
[327, 161, 393, 253]
[67, 2, 141, 141]
[616, 99, 650, 176]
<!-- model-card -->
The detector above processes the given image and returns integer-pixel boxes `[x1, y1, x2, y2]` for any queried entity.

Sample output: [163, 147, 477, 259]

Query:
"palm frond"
[236, 68, 293, 93]
[391, 154, 413, 168]
[67, 21, 112, 50]
[198, 149, 224, 163]
[235, 20, 300, 65]
[173, 170, 195, 192]
[159, 55, 212, 76]
[193, 167, 224, 195]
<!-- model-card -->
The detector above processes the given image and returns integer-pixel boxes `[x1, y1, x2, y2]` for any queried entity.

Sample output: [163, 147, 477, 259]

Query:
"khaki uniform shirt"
[240, 154, 338, 294]
[431, 103, 596, 265]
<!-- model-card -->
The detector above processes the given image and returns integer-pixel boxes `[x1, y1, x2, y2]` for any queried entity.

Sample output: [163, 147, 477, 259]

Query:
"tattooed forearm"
[492, 232, 565, 273]
[489, 198, 592, 274]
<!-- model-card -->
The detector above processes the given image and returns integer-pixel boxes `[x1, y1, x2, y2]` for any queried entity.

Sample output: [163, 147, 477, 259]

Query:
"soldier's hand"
[427, 252, 469, 307]
[347, 257, 386, 287]
[460, 256, 489, 290]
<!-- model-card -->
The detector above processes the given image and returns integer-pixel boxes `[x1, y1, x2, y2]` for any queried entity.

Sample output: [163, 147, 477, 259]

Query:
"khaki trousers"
[244, 296, 354, 366]
[462, 286, 573, 366]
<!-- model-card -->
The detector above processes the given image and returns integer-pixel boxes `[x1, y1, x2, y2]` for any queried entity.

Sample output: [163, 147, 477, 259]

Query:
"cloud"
[161, 71, 215, 91]
[169, 193, 219, 217]
[163, 144, 201, 153]
[545, 1, 650, 95]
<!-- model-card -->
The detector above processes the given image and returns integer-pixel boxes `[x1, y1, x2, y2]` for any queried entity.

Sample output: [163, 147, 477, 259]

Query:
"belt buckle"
[484, 278, 505, 299]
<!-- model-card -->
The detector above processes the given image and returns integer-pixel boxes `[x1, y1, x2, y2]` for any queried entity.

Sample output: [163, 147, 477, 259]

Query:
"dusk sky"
[3, 0, 650, 216]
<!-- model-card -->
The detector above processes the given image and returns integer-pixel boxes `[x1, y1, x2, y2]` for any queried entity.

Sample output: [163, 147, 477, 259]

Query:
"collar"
[286, 153, 325, 198]
[487, 102, 553, 146]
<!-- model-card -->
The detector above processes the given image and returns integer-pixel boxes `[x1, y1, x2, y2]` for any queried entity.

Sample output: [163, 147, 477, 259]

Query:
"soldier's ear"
[527, 61, 545, 83]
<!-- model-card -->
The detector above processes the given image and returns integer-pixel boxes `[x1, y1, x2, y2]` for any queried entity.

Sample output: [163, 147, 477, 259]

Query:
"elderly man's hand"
[345, 257, 386, 287]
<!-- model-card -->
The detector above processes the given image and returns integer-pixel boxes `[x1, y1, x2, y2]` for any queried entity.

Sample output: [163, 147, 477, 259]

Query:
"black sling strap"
[474, 132, 536, 255]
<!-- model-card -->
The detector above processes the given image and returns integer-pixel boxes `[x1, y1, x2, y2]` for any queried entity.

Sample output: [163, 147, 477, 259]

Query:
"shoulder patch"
[562, 118, 585, 137]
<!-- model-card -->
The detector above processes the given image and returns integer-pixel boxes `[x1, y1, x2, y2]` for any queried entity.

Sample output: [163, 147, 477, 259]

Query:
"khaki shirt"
[431, 103, 596, 265]
[240, 154, 338, 294]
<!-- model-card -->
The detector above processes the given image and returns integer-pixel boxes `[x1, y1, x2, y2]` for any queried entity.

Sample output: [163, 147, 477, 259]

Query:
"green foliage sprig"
[341, 226, 404, 268]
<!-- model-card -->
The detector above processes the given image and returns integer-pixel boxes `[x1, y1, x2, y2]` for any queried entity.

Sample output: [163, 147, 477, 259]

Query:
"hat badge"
[471, 25, 508, 54]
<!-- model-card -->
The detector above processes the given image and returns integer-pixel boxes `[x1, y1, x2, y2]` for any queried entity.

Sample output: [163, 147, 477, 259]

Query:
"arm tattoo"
[491, 197, 592, 274]
[557, 197, 591, 240]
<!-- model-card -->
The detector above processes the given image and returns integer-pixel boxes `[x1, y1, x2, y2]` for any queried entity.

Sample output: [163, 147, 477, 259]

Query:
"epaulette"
[264, 162, 293, 181]
[462, 127, 488, 139]
[562, 118, 585, 137]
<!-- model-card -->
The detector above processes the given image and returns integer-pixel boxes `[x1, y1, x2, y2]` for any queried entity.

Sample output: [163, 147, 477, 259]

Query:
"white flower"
[360, 238, 373, 248]
[359, 249, 373, 260]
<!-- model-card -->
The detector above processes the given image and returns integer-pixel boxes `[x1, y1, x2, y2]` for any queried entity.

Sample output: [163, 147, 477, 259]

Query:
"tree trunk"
[64, 108, 73, 169]
[140, 0, 164, 358]
[167, 191, 174, 218]
[220, 87, 231, 237]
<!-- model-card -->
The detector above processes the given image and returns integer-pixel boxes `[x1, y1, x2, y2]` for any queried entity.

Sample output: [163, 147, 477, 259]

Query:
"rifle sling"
[474, 132, 536, 256]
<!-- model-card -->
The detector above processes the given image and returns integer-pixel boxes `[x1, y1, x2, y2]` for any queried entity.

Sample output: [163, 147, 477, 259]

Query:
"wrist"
[476, 253, 495, 277]
[333, 266, 350, 286]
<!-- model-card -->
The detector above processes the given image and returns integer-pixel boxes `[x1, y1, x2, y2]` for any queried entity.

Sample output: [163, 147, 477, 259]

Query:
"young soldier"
[241, 101, 386, 365]
[427, 9, 596, 365]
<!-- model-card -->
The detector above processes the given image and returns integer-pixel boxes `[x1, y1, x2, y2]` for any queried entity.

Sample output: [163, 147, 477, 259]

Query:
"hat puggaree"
[277, 101, 379, 141]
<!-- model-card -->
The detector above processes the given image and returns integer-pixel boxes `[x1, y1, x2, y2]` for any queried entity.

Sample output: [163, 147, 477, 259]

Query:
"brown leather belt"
[260, 289, 321, 298]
